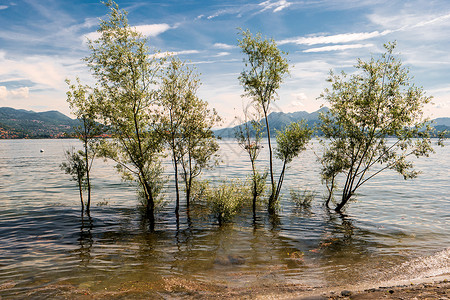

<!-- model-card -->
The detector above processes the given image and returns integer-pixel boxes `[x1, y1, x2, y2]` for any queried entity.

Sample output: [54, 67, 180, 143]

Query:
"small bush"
[207, 179, 249, 225]
[189, 179, 249, 225]
[290, 189, 315, 209]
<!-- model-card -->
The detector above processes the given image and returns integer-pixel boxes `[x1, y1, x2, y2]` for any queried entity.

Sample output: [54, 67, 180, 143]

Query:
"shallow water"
[0, 138, 448, 298]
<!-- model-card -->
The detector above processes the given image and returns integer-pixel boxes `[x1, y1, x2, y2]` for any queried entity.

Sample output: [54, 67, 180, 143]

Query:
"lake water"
[0, 138, 449, 298]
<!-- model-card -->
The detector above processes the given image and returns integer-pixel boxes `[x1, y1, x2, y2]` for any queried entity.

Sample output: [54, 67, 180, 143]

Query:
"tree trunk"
[335, 192, 352, 212]
[251, 162, 257, 221]
[273, 161, 286, 209]
[186, 176, 192, 210]
[84, 138, 91, 214]
[143, 179, 155, 231]
[78, 178, 84, 213]
[325, 177, 335, 209]
[172, 148, 180, 216]
[263, 106, 276, 214]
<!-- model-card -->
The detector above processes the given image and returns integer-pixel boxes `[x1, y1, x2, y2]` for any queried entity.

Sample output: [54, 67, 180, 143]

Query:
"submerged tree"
[319, 42, 445, 212]
[85, 1, 164, 229]
[65, 78, 103, 214]
[238, 29, 289, 214]
[235, 104, 266, 219]
[177, 95, 221, 210]
[61, 148, 87, 212]
[273, 121, 313, 205]
[158, 57, 217, 214]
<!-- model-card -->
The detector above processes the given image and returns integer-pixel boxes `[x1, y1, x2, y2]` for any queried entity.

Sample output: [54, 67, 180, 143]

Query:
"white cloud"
[213, 43, 235, 50]
[152, 50, 200, 59]
[279, 31, 391, 46]
[134, 23, 172, 37]
[368, 11, 450, 31]
[83, 31, 101, 42]
[0, 86, 7, 99]
[83, 23, 174, 43]
[10, 87, 29, 98]
[291, 92, 307, 107]
[207, 10, 224, 19]
[80, 17, 98, 29]
[259, 0, 292, 13]
[215, 52, 231, 57]
[0, 5, 8, 10]
[0, 86, 30, 99]
[304, 43, 374, 53]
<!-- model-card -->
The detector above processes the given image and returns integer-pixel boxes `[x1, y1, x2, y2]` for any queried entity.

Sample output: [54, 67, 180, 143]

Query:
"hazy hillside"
[214, 107, 328, 138]
[0, 107, 79, 138]
[214, 107, 449, 138]
[0, 106, 447, 139]
[434, 117, 450, 127]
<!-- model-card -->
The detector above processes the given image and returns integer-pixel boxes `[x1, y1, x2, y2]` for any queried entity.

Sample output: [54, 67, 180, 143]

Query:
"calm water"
[0, 138, 449, 298]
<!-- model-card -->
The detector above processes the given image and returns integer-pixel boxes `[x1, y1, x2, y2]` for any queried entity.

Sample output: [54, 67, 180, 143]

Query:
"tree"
[235, 103, 266, 219]
[65, 78, 103, 214]
[319, 42, 445, 212]
[84, 1, 163, 229]
[61, 148, 87, 213]
[238, 29, 290, 214]
[158, 57, 204, 215]
[177, 95, 221, 210]
[274, 121, 313, 205]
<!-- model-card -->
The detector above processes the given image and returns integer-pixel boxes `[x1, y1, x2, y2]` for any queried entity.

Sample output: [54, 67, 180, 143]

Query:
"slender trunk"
[186, 146, 193, 210]
[273, 161, 286, 208]
[84, 136, 91, 214]
[187, 175, 192, 210]
[335, 192, 351, 212]
[251, 161, 257, 220]
[78, 177, 84, 213]
[141, 176, 155, 231]
[263, 106, 276, 214]
[172, 148, 180, 215]
[325, 176, 335, 209]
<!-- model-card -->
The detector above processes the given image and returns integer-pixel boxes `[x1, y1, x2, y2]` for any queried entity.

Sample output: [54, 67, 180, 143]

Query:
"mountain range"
[215, 107, 450, 138]
[0, 107, 79, 138]
[0, 106, 448, 139]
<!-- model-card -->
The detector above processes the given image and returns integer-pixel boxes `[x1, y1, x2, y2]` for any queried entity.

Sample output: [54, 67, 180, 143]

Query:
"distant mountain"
[214, 107, 449, 138]
[434, 117, 450, 127]
[214, 107, 328, 138]
[0, 106, 447, 139]
[0, 107, 79, 138]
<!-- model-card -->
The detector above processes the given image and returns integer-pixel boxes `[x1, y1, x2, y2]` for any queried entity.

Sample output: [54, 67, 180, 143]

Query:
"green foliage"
[65, 77, 103, 213]
[275, 121, 313, 164]
[60, 147, 87, 210]
[188, 179, 249, 225]
[238, 28, 290, 214]
[271, 121, 313, 210]
[176, 97, 221, 207]
[206, 180, 249, 225]
[319, 42, 444, 212]
[290, 189, 315, 209]
[235, 103, 266, 216]
[158, 56, 221, 210]
[247, 170, 267, 202]
[84, 1, 164, 227]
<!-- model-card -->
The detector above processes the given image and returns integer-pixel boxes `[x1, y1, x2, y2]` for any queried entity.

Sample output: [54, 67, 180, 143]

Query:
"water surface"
[0, 139, 448, 298]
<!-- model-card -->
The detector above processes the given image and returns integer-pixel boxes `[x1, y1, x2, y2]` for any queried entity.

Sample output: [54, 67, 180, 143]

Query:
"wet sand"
[2, 274, 449, 299]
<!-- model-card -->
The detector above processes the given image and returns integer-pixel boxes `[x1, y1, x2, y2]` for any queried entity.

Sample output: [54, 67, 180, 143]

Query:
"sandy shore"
[2, 274, 448, 299]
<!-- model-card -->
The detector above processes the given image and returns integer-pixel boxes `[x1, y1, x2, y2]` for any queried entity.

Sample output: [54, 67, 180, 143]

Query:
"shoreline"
[3, 274, 449, 299]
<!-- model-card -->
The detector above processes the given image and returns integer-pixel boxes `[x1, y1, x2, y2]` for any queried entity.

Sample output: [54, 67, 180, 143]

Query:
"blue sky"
[1, 0, 450, 127]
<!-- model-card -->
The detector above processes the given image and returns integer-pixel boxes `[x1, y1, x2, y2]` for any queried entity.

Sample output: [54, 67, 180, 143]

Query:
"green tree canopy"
[238, 29, 289, 214]
[85, 0, 164, 229]
[319, 42, 444, 212]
